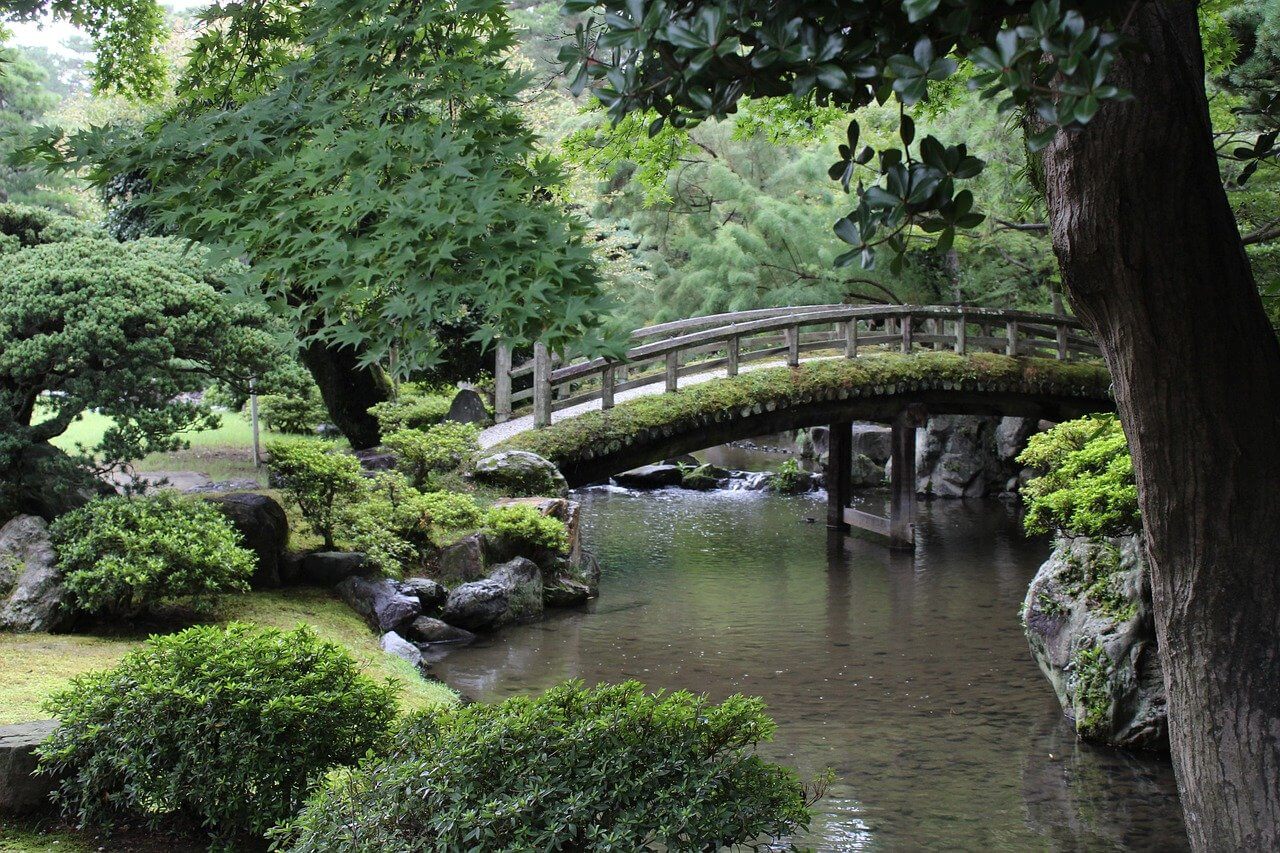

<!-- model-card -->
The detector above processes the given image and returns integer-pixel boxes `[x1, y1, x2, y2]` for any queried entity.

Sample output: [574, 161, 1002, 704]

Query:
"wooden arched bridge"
[484, 305, 1114, 549]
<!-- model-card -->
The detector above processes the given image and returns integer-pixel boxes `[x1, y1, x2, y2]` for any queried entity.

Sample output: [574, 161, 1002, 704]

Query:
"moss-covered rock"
[1022, 535, 1166, 751]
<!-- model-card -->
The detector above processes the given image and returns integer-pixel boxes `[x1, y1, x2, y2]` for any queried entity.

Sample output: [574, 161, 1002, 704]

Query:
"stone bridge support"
[827, 406, 928, 550]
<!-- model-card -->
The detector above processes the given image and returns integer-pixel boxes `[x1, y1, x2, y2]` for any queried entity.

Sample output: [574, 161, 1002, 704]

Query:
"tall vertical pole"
[494, 342, 512, 423]
[888, 408, 921, 550]
[827, 420, 852, 531]
[249, 378, 261, 469]
[533, 342, 552, 428]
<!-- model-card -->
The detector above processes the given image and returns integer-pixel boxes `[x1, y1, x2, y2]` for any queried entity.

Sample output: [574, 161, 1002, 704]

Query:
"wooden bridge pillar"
[826, 420, 852, 531]
[888, 408, 923, 551]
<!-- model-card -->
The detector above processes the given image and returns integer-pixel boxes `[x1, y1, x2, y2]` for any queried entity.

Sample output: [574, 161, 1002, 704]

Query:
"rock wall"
[1022, 535, 1167, 752]
[914, 415, 1036, 498]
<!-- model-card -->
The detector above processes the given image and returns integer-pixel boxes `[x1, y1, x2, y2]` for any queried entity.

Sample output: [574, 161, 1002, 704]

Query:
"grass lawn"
[0, 587, 457, 726]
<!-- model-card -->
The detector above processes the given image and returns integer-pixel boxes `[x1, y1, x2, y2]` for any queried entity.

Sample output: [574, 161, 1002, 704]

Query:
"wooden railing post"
[785, 326, 800, 367]
[845, 320, 858, 358]
[494, 342, 512, 423]
[901, 314, 913, 354]
[1006, 320, 1019, 357]
[533, 342, 552, 428]
[665, 351, 679, 392]
[1056, 324, 1069, 360]
[601, 364, 615, 409]
[727, 337, 740, 376]
[954, 316, 967, 355]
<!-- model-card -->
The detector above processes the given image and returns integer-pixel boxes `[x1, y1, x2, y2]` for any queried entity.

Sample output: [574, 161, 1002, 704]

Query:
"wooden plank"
[727, 337, 739, 376]
[955, 318, 967, 355]
[1006, 320, 1019, 357]
[889, 412, 918, 550]
[845, 320, 858, 358]
[785, 326, 800, 367]
[1057, 324, 1069, 360]
[665, 351, 679, 392]
[601, 365, 615, 410]
[901, 314, 913, 354]
[844, 507, 890, 537]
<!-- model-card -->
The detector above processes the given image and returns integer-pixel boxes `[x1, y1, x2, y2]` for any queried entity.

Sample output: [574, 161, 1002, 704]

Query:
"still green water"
[430, 488, 1188, 851]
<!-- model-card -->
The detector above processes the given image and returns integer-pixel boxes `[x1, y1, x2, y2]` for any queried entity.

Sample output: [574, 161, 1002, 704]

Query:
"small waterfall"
[726, 471, 774, 491]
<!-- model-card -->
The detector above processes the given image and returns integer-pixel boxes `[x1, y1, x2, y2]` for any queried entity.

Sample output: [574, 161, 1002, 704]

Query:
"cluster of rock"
[1022, 534, 1167, 752]
[335, 497, 599, 671]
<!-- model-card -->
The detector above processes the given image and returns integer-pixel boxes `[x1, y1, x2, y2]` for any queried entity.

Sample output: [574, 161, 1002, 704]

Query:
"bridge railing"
[494, 305, 1099, 427]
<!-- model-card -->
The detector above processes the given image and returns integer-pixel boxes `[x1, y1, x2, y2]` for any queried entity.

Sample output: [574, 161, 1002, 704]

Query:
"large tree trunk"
[299, 340, 392, 450]
[1042, 4, 1280, 849]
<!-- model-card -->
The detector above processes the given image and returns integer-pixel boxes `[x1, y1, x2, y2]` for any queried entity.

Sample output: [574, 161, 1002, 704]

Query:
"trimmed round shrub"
[368, 391, 452, 433]
[483, 503, 568, 554]
[0, 202, 99, 253]
[38, 623, 398, 842]
[258, 390, 328, 434]
[276, 680, 811, 851]
[383, 421, 480, 487]
[50, 493, 255, 617]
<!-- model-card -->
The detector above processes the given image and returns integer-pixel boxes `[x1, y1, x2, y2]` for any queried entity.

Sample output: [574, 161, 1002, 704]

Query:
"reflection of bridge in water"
[483, 305, 1114, 549]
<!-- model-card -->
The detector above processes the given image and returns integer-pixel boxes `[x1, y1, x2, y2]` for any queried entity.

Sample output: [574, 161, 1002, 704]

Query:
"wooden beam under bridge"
[827, 406, 927, 550]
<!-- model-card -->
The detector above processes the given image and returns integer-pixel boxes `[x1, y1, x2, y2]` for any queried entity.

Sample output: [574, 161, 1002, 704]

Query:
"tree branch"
[1243, 221, 1280, 246]
[994, 218, 1050, 233]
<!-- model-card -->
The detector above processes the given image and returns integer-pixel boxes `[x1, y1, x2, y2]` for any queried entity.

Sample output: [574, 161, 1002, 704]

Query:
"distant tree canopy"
[0, 204, 284, 518]
[0, 44, 85, 213]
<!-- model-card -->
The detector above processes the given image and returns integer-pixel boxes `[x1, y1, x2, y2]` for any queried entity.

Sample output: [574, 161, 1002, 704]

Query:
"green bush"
[276, 680, 812, 851]
[1018, 415, 1140, 537]
[769, 458, 811, 494]
[38, 623, 397, 843]
[368, 386, 453, 433]
[338, 473, 484, 575]
[383, 421, 480, 487]
[266, 439, 364, 549]
[258, 390, 329, 435]
[50, 493, 254, 618]
[483, 503, 569, 554]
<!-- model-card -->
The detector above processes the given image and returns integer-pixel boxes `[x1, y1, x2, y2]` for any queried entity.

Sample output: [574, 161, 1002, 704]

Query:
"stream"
[430, 486, 1189, 851]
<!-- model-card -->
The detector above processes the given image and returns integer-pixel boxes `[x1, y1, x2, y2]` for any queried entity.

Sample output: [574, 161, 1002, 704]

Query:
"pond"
[430, 487, 1189, 851]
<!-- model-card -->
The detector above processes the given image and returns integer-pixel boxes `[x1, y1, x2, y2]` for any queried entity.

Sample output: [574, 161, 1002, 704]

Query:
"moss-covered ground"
[503, 352, 1112, 465]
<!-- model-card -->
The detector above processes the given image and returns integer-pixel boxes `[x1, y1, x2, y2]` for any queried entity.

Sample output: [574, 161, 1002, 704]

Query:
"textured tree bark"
[1042, 4, 1280, 849]
[299, 340, 392, 450]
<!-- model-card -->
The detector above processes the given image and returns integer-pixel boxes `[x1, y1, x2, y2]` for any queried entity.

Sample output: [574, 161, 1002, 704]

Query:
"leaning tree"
[32, 0, 614, 449]
[561, 0, 1279, 848]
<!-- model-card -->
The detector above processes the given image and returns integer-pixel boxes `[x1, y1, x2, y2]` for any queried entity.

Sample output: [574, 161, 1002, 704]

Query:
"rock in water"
[1022, 535, 1167, 752]
[612, 464, 683, 489]
[437, 533, 490, 582]
[850, 423, 892, 464]
[681, 463, 728, 491]
[445, 389, 492, 426]
[848, 453, 886, 488]
[0, 720, 59, 814]
[204, 492, 289, 588]
[401, 577, 447, 611]
[0, 515, 69, 633]
[488, 557, 544, 624]
[472, 450, 569, 498]
[405, 616, 475, 645]
[441, 579, 509, 632]
[337, 576, 422, 632]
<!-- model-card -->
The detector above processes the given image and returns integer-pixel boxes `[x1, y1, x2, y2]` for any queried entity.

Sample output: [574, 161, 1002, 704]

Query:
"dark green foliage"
[265, 440, 364, 549]
[383, 422, 480, 488]
[38, 623, 398, 842]
[483, 503, 568, 554]
[1056, 542, 1136, 623]
[1018, 415, 1139, 537]
[338, 472, 483, 575]
[0, 201, 96, 250]
[0, 47, 85, 214]
[276, 680, 812, 851]
[770, 459, 810, 494]
[506, 352, 1112, 465]
[50, 493, 255, 617]
[0, 222, 284, 516]
[368, 386, 453, 433]
[48, 0, 615, 376]
[1070, 643, 1113, 740]
[258, 388, 329, 435]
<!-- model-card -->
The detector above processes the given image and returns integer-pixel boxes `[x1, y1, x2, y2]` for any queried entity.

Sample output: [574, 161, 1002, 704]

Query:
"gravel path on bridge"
[478, 356, 821, 449]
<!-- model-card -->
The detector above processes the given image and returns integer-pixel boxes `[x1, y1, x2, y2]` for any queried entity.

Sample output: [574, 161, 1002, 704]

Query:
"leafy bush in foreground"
[1018, 414, 1140, 537]
[277, 680, 812, 851]
[383, 421, 480, 487]
[266, 439, 364, 549]
[50, 493, 254, 617]
[39, 623, 398, 843]
[483, 503, 569, 555]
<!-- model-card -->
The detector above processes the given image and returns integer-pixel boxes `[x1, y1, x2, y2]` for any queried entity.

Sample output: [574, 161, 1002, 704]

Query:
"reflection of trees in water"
[1020, 714, 1188, 850]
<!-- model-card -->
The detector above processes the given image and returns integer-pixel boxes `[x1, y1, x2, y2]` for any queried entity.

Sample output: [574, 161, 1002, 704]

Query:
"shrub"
[38, 623, 398, 843]
[368, 387, 452, 433]
[383, 421, 480, 487]
[266, 439, 364, 549]
[770, 459, 811, 494]
[1018, 415, 1140, 537]
[483, 503, 569, 554]
[277, 680, 812, 851]
[258, 389, 328, 435]
[50, 493, 254, 617]
[338, 473, 483, 575]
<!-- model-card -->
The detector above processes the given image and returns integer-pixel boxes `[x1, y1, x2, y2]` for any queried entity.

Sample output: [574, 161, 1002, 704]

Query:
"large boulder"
[405, 616, 475, 645]
[354, 447, 399, 473]
[299, 551, 367, 585]
[681, 463, 729, 491]
[204, 492, 289, 588]
[436, 533, 490, 583]
[401, 577, 447, 612]
[544, 576, 592, 608]
[914, 415, 1011, 498]
[489, 557, 544, 624]
[612, 464, 683, 489]
[445, 389, 491, 426]
[337, 575, 421, 632]
[379, 630, 423, 668]
[850, 423, 892, 464]
[1023, 535, 1167, 752]
[0, 515, 69, 633]
[472, 450, 568, 498]
[848, 453, 886, 488]
[996, 416, 1039, 464]
[0, 719, 59, 815]
[441, 578, 510, 632]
